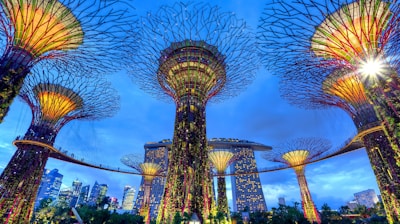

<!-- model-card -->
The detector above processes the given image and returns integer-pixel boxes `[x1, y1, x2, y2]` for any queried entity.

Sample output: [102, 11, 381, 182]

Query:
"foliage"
[33, 203, 143, 224]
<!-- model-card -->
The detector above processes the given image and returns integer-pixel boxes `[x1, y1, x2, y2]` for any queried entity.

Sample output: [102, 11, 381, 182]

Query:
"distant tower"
[0, 71, 119, 223]
[135, 138, 271, 218]
[77, 185, 90, 207]
[135, 141, 169, 219]
[258, 0, 400, 221]
[209, 150, 236, 218]
[121, 155, 163, 224]
[70, 179, 82, 207]
[263, 138, 332, 224]
[58, 188, 73, 207]
[0, 0, 134, 122]
[226, 140, 270, 213]
[131, 2, 257, 221]
[122, 186, 136, 211]
[278, 197, 286, 206]
[87, 181, 108, 207]
[35, 169, 63, 209]
[354, 189, 379, 209]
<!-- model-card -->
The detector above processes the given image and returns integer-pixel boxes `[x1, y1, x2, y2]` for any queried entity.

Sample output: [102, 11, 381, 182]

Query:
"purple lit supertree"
[0, 70, 119, 223]
[130, 2, 258, 222]
[0, 0, 135, 122]
[263, 138, 331, 224]
[121, 154, 163, 224]
[258, 0, 400, 221]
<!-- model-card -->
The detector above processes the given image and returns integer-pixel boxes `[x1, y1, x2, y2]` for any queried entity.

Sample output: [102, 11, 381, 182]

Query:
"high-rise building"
[70, 179, 82, 208]
[122, 185, 136, 211]
[77, 185, 90, 207]
[108, 197, 119, 210]
[229, 144, 268, 212]
[278, 197, 286, 206]
[35, 169, 63, 209]
[134, 140, 169, 219]
[347, 200, 359, 211]
[58, 188, 73, 207]
[135, 138, 270, 219]
[87, 181, 108, 207]
[354, 189, 379, 208]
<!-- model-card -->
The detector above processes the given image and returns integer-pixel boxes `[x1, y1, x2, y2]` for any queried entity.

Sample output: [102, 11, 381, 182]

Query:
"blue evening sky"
[0, 0, 380, 210]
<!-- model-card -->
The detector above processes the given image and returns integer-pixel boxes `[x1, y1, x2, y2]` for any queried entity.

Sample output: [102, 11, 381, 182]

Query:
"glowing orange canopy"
[323, 70, 369, 106]
[208, 150, 234, 173]
[2, 0, 83, 57]
[34, 84, 82, 122]
[311, 0, 391, 63]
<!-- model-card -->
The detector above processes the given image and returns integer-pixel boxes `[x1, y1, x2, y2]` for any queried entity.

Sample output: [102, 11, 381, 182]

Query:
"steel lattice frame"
[121, 154, 163, 224]
[0, 0, 135, 123]
[258, 0, 400, 221]
[130, 2, 258, 222]
[263, 138, 332, 224]
[209, 150, 236, 219]
[0, 70, 119, 223]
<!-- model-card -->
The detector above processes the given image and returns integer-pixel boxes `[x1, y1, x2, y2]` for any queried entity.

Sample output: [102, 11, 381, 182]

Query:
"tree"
[172, 212, 182, 224]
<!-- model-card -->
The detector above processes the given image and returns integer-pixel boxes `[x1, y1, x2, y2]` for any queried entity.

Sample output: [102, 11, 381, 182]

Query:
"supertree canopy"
[208, 150, 236, 219]
[263, 138, 332, 224]
[130, 2, 258, 222]
[0, 0, 135, 123]
[259, 0, 400, 221]
[121, 154, 163, 224]
[0, 70, 119, 223]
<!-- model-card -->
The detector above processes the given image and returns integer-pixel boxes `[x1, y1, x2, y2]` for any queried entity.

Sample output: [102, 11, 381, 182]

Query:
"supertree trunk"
[0, 144, 50, 223]
[141, 181, 152, 224]
[0, 124, 56, 223]
[0, 48, 32, 122]
[217, 176, 230, 218]
[362, 131, 400, 222]
[366, 73, 400, 164]
[294, 167, 321, 224]
[158, 96, 212, 223]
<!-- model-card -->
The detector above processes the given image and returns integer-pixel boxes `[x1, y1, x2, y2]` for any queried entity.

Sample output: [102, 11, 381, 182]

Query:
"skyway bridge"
[13, 124, 382, 177]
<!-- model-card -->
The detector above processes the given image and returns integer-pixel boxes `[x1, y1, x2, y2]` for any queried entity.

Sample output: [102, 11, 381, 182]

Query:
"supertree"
[0, 69, 119, 223]
[121, 154, 163, 224]
[208, 150, 236, 220]
[129, 2, 258, 222]
[263, 138, 331, 224]
[258, 0, 400, 221]
[279, 68, 400, 221]
[0, 0, 135, 122]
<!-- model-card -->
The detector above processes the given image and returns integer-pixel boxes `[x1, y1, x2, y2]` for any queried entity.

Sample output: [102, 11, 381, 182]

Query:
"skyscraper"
[230, 146, 267, 212]
[354, 189, 379, 208]
[35, 169, 63, 209]
[58, 188, 73, 207]
[134, 140, 169, 219]
[122, 186, 136, 211]
[77, 185, 90, 207]
[88, 181, 101, 207]
[135, 138, 270, 219]
[278, 197, 286, 206]
[70, 179, 82, 208]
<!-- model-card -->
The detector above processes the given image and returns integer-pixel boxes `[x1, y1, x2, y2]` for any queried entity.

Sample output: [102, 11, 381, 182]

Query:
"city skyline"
[0, 0, 381, 214]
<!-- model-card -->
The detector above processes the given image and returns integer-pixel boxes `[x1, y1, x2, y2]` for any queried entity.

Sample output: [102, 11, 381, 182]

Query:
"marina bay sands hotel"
[134, 138, 271, 219]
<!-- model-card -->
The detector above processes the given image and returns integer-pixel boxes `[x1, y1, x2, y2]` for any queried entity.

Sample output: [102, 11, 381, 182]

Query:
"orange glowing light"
[139, 162, 162, 182]
[282, 150, 309, 169]
[311, 0, 391, 63]
[323, 71, 369, 106]
[37, 91, 79, 121]
[208, 150, 234, 174]
[3, 0, 83, 56]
